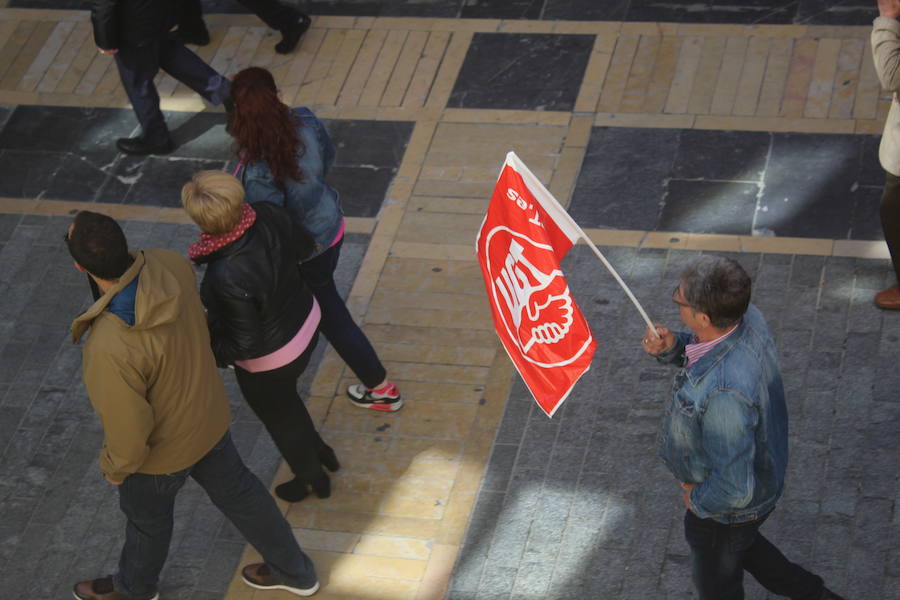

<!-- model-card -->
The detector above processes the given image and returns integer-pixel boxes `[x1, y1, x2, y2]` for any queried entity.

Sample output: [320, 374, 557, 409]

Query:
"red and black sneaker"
[346, 381, 403, 412]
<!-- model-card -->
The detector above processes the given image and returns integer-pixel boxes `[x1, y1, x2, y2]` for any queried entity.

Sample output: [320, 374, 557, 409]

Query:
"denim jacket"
[240, 107, 342, 259]
[655, 305, 789, 524]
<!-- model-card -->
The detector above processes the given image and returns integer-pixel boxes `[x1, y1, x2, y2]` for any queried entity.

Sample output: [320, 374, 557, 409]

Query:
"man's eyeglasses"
[672, 284, 691, 308]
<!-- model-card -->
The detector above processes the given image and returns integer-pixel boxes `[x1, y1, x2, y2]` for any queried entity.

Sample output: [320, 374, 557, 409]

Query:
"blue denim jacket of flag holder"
[240, 106, 342, 260]
[654, 304, 789, 524]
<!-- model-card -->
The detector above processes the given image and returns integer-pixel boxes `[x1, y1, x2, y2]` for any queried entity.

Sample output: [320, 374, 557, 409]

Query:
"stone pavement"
[0, 1, 898, 599]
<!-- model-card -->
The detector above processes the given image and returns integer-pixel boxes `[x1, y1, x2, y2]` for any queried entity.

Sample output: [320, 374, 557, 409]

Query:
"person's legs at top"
[233, 340, 336, 502]
[190, 431, 319, 596]
[876, 172, 900, 309]
[683, 510, 753, 600]
[73, 469, 187, 600]
[237, 0, 311, 54]
[156, 37, 230, 107]
[112, 41, 173, 155]
[299, 241, 403, 412]
[173, 0, 210, 46]
[742, 527, 846, 600]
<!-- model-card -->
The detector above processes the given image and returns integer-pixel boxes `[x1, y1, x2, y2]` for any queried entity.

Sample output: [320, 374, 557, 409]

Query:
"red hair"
[229, 67, 304, 187]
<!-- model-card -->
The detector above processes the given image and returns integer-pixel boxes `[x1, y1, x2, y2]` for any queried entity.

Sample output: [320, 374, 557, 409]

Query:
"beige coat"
[71, 249, 230, 482]
[873, 16, 900, 176]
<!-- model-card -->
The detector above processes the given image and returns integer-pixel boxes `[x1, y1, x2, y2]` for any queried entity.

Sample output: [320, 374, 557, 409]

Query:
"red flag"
[476, 152, 596, 417]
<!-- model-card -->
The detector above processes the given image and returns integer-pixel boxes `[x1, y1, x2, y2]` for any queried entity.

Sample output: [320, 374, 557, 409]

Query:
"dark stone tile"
[757, 133, 861, 238]
[327, 119, 413, 168]
[95, 155, 149, 204]
[448, 33, 594, 111]
[569, 127, 680, 230]
[859, 135, 885, 187]
[671, 129, 770, 181]
[659, 180, 758, 234]
[850, 185, 884, 241]
[0, 214, 22, 244]
[460, 0, 543, 19]
[328, 165, 396, 218]
[126, 157, 227, 207]
[0, 150, 69, 198]
[625, 0, 793, 24]
[794, 0, 878, 26]
[44, 153, 110, 203]
[544, 0, 629, 20]
[0, 105, 133, 164]
[168, 112, 232, 161]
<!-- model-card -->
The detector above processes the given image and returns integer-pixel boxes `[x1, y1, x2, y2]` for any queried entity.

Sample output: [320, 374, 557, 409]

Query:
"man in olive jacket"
[90, 0, 230, 155]
[67, 211, 319, 600]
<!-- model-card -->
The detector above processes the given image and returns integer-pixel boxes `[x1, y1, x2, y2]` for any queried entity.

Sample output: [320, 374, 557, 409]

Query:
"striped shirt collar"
[684, 322, 740, 368]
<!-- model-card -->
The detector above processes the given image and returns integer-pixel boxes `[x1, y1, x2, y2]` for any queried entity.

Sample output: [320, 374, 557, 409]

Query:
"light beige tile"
[583, 228, 645, 247]
[294, 28, 343, 106]
[354, 534, 432, 560]
[4, 20, 54, 90]
[337, 28, 388, 106]
[0, 19, 38, 83]
[593, 112, 695, 128]
[277, 27, 326, 103]
[828, 38, 864, 120]
[403, 30, 450, 108]
[756, 37, 793, 117]
[642, 231, 689, 249]
[619, 34, 660, 113]
[803, 37, 841, 118]
[642, 35, 681, 113]
[664, 35, 702, 114]
[738, 236, 833, 255]
[854, 39, 879, 120]
[293, 529, 361, 553]
[856, 118, 885, 134]
[780, 37, 817, 117]
[694, 114, 855, 133]
[18, 20, 73, 92]
[733, 36, 771, 116]
[429, 18, 501, 33]
[552, 21, 621, 36]
[685, 233, 743, 251]
[687, 36, 726, 115]
[381, 30, 428, 107]
[833, 239, 889, 259]
[415, 543, 458, 600]
[573, 44, 612, 113]
[597, 34, 639, 113]
[620, 22, 678, 36]
[710, 36, 748, 115]
[55, 23, 104, 94]
[318, 28, 367, 106]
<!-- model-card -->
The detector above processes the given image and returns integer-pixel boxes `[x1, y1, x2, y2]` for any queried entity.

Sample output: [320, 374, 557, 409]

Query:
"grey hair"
[679, 256, 751, 329]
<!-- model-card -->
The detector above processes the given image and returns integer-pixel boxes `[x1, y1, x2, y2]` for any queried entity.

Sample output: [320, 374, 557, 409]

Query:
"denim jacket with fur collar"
[654, 305, 789, 524]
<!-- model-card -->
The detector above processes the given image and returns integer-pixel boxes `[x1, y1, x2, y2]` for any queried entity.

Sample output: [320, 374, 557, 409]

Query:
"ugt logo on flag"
[477, 152, 596, 417]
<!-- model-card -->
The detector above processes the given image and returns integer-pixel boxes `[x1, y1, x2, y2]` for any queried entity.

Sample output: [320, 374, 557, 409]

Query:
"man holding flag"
[642, 255, 845, 600]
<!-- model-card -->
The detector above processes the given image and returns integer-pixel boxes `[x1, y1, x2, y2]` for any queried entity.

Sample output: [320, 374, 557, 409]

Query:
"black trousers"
[114, 35, 229, 144]
[881, 171, 900, 285]
[234, 336, 328, 480]
[179, 0, 300, 32]
[684, 510, 824, 600]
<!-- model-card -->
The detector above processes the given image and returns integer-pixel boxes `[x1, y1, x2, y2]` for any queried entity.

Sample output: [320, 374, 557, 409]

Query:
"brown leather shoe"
[241, 563, 319, 596]
[875, 285, 900, 309]
[72, 576, 159, 600]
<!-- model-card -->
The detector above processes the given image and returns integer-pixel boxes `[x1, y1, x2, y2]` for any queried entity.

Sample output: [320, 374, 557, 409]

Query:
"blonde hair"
[181, 171, 245, 235]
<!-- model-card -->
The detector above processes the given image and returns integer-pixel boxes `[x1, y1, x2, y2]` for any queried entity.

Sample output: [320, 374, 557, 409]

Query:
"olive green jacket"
[71, 249, 230, 482]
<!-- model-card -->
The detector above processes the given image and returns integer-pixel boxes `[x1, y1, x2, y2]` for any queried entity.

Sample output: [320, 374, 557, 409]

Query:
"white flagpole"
[503, 152, 660, 339]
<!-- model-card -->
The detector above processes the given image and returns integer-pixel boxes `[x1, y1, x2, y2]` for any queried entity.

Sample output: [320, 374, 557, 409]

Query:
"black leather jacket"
[91, 0, 176, 50]
[194, 202, 316, 368]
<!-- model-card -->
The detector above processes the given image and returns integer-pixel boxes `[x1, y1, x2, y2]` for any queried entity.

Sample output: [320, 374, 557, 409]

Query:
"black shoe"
[275, 14, 311, 54]
[275, 477, 310, 503]
[116, 137, 175, 156]
[319, 446, 340, 473]
[310, 470, 331, 499]
[821, 589, 847, 600]
[173, 24, 210, 46]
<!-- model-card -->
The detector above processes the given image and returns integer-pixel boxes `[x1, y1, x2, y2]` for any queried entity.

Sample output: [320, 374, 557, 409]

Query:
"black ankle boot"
[319, 446, 340, 472]
[310, 471, 331, 499]
[275, 477, 310, 503]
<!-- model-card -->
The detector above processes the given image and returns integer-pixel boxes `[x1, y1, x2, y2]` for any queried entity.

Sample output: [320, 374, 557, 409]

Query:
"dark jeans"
[881, 171, 900, 285]
[684, 510, 824, 600]
[114, 36, 230, 145]
[178, 0, 300, 32]
[234, 339, 329, 480]
[114, 432, 316, 599]
[300, 239, 387, 388]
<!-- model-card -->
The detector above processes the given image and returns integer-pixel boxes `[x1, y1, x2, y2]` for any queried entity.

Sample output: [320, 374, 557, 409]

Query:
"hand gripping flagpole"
[504, 152, 660, 339]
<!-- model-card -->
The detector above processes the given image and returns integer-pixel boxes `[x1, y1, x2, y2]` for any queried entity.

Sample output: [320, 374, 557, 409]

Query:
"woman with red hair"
[228, 66, 403, 413]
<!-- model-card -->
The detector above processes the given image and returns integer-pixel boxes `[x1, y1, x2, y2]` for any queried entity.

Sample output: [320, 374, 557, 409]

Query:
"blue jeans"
[684, 510, 824, 600]
[113, 432, 316, 599]
[300, 239, 386, 388]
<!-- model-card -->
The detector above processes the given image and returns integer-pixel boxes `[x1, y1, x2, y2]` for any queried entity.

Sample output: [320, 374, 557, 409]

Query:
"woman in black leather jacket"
[183, 170, 338, 503]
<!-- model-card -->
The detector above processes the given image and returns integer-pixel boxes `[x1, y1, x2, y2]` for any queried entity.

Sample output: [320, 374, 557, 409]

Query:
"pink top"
[330, 218, 345, 248]
[235, 299, 321, 373]
[684, 322, 739, 368]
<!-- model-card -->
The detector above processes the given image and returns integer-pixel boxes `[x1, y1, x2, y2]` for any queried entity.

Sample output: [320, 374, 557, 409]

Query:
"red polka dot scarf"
[188, 202, 257, 260]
